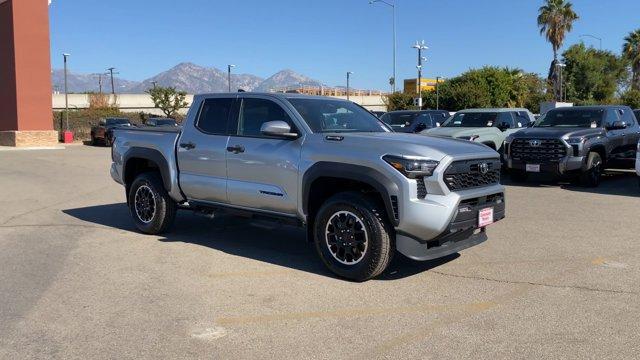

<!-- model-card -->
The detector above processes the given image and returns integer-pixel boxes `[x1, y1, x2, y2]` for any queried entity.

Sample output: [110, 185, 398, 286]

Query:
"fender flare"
[302, 162, 400, 226]
[123, 147, 172, 192]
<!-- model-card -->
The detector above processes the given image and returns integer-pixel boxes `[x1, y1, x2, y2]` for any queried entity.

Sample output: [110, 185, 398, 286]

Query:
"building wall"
[52, 93, 388, 114]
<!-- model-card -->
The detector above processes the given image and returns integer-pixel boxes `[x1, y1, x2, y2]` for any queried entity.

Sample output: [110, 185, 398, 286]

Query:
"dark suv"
[503, 106, 640, 186]
[380, 110, 449, 133]
[90, 117, 132, 146]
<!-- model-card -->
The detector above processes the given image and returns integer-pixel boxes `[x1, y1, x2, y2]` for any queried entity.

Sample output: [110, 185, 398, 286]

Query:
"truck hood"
[423, 127, 498, 138]
[512, 127, 605, 139]
[329, 132, 497, 160]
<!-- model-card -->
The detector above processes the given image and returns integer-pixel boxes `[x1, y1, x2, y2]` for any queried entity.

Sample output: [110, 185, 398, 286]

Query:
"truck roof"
[458, 108, 531, 113]
[194, 92, 351, 102]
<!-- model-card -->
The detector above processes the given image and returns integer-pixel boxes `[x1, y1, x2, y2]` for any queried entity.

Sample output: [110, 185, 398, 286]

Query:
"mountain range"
[51, 62, 325, 94]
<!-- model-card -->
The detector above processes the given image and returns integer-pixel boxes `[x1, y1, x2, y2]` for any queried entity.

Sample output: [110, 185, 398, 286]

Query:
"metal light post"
[579, 34, 602, 50]
[369, 0, 396, 93]
[346, 71, 353, 100]
[63, 53, 70, 131]
[412, 40, 428, 109]
[556, 62, 566, 102]
[436, 76, 441, 110]
[227, 64, 236, 92]
[106, 67, 117, 95]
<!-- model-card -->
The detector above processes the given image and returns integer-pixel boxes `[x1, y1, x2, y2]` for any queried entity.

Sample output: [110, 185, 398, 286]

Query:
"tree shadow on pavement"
[63, 203, 458, 281]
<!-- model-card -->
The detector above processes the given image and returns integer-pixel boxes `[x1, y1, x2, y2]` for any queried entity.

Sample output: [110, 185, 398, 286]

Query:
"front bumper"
[395, 187, 505, 261]
[507, 156, 585, 175]
[110, 163, 123, 185]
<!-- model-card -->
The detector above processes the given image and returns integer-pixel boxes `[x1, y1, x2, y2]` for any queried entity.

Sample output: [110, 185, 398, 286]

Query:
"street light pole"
[227, 64, 236, 92]
[106, 67, 117, 95]
[436, 76, 440, 110]
[412, 40, 428, 109]
[346, 71, 353, 100]
[369, 0, 396, 93]
[63, 53, 70, 131]
[579, 34, 602, 50]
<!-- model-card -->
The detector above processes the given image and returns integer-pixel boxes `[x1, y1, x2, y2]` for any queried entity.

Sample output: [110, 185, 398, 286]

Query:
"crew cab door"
[604, 109, 626, 160]
[225, 96, 303, 215]
[176, 96, 236, 203]
[620, 108, 640, 159]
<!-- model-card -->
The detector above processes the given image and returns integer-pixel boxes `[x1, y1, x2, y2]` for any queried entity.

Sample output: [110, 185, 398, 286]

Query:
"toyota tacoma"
[110, 93, 505, 281]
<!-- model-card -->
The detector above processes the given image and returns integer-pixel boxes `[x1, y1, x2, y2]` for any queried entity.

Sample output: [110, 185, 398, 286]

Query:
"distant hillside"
[51, 63, 323, 94]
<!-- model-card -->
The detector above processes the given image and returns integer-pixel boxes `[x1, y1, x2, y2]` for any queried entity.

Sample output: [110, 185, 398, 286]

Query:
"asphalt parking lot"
[1, 145, 639, 359]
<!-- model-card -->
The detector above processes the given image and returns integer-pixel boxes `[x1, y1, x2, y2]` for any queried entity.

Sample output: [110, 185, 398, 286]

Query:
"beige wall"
[52, 93, 387, 114]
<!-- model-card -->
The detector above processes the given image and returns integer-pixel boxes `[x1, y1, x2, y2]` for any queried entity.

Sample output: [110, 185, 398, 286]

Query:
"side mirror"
[497, 122, 511, 131]
[606, 121, 627, 130]
[260, 120, 298, 139]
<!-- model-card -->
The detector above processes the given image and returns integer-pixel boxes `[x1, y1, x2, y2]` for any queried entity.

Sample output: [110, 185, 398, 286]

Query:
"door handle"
[226, 145, 245, 154]
[179, 142, 196, 150]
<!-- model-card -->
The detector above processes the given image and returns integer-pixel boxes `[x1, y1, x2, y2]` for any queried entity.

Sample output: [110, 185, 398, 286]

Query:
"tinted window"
[442, 112, 498, 127]
[197, 98, 234, 134]
[381, 112, 433, 128]
[535, 109, 604, 128]
[634, 110, 640, 122]
[289, 98, 388, 133]
[512, 111, 530, 127]
[619, 108, 635, 126]
[106, 118, 130, 126]
[237, 98, 295, 137]
[431, 112, 447, 124]
[497, 112, 515, 128]
[604, 109, 620, 127]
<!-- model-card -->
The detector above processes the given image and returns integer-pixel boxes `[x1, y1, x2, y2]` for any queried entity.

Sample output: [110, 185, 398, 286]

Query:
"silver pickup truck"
[110, 93, 505, 281]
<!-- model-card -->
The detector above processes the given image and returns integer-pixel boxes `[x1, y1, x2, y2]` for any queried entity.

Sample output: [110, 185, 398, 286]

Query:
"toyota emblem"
[478, 162, 489, 174]
[529, 139, 541, 147]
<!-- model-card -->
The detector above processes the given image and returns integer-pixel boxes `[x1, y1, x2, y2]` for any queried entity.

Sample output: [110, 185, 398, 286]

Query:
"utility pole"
[412, 40, 428, 109]
[91, 73, 106, 93]
[227, 64, 236, 92]
[106, 67, 118, 95]
[63, 53, 70, 131]
[151, 81, 158, 89]
[346, 71, 353, 100]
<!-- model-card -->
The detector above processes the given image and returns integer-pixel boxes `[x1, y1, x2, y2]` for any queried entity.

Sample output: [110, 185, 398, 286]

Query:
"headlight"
[565, 137, 585, 144]
[383, 155, 439, 178]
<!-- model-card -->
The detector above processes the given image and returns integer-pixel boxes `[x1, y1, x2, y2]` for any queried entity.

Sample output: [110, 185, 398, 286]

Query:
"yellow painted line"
[215, 301, 495, 326]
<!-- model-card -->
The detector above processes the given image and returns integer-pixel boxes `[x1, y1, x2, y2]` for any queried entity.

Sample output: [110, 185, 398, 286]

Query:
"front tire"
[579, 152, 602, 187]
[128, 172, 177, 234]
[313, 192, 393, 281]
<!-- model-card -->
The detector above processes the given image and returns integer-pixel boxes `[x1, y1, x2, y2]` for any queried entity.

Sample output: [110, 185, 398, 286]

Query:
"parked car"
[504, 106, 640, 187]
[370, 111, 386, 118]
[146, 118, 179, 127]
[422, 108, 533, 152]
[380, 110, 450, 133]
[634, 109, 640, 121]
[110, 93, 505, 281]
[91, 117, 132, 146]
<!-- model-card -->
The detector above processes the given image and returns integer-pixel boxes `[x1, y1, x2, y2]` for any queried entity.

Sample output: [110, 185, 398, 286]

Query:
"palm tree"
[623, 29, 640, 90]
[537, 0, 579, 61]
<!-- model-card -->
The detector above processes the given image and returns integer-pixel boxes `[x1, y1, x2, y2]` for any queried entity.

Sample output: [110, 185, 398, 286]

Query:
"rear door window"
[196, 98, 234, 134]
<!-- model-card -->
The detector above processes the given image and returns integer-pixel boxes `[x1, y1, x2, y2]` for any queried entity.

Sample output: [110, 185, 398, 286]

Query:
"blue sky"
[49, 0, 640, 90]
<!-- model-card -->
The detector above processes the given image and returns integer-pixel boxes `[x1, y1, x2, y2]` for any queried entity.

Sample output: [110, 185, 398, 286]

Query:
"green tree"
[562, 43, 627, 103]
[383, 92, 415, 111]
[421, 67, 547, 112]
[623, 29, 640, 90]
[537, 0, 579, 62]
[147, 86, 189, 117]
[621, 89, 640, 109]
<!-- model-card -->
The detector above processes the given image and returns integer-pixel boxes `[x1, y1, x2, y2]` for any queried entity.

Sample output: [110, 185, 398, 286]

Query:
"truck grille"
[510, 138, 567, 162]
[416, 178, 427, 198]
[444, 159, 500, 191]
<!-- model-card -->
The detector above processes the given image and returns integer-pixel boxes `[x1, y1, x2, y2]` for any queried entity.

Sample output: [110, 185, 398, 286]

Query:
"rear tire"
[313, 192, 393, 281]
[579, 152, 602, 187]
[128, 172, 177, 234]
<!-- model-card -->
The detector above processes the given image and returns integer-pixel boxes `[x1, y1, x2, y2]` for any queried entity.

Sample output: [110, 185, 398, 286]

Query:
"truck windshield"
[535, 109, 603, 128]
[380, 112, 432, 127]
[106, 119, 131, 126]
[288, 98, 389, 133]
[441, 112, 497, 127]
